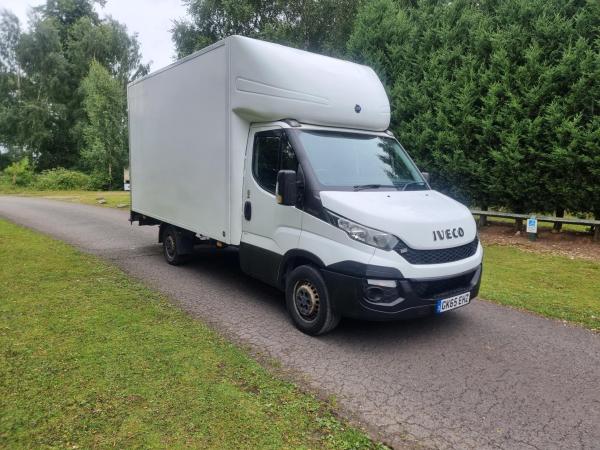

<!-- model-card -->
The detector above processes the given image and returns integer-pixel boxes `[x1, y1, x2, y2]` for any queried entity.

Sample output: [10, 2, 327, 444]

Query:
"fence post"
[553, 208, 564, 233]
[478, 214, 487, 228]
[515, 217, 523, 232]
[479, 206, 488, 228]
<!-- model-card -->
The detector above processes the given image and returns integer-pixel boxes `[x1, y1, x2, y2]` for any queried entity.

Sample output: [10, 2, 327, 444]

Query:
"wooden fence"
[470, 209, 600, 241]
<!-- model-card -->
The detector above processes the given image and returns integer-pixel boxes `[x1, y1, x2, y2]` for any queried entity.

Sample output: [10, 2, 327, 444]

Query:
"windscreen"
[296, 131, 427, 190]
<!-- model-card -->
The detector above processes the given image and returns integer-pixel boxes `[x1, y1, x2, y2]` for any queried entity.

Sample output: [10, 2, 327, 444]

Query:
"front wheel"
[285, 265, 340, 336]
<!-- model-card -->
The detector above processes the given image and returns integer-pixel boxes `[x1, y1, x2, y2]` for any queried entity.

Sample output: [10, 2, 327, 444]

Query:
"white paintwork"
[298, 213, 376, 265]
[228, 37, 390, 130]
[128, 42, 230, 240]
[128, 36, 390, 244]
[319, 190, 477, 250]
[298, 202, 482, 279]
[241, 125, 302, 254]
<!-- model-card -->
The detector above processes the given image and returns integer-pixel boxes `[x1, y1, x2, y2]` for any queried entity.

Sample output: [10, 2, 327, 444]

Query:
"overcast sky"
[0, 0, 188, 71]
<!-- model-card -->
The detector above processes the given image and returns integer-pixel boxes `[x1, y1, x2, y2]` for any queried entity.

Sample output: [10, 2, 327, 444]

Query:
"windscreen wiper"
[400, 181, 428, 191]
[353, 184, 398, 191]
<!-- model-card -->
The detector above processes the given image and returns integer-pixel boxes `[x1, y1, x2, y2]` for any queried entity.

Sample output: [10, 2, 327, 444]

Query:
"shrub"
[34, 168, 92, 191]
[3, 157, 34, 186]
[0, 173, 30, 193]
[88, 170, 112, 191]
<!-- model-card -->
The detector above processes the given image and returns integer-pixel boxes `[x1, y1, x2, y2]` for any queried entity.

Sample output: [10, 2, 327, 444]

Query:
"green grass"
[481, 245, 600, 331]
[0, 189, 130, 209]
[0, 219, 382, 449]
[30, 190, 131, 208]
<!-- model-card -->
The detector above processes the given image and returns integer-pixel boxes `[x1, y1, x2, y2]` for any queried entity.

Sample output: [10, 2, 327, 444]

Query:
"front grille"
[410, 270, 476, 299]
[395, 238, 479, 265]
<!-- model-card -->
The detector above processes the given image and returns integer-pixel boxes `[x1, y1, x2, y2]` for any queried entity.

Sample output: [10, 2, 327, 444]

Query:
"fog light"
[367, 279, 397, 288]
[365, 286, 385, 303]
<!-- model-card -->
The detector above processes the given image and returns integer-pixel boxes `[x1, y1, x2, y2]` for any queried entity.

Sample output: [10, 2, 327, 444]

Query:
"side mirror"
[276, 170, 297, 206]
[421, 171, 431, 184]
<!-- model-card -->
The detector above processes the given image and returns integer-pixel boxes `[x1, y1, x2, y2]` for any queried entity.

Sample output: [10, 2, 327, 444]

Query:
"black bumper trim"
[322, 264, 482, 320]
[326, 260, 403, 279]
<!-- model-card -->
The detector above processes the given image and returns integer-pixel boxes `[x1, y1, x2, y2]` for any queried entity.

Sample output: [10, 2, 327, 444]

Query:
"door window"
[252, 130, 298, 194]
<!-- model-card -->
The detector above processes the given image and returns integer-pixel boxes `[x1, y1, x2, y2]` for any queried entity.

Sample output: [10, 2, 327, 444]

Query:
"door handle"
[244, 201, 252, 221]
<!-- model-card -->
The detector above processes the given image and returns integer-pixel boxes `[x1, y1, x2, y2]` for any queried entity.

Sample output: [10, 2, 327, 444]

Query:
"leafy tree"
[80, 60, 126, 189]
[172, 0, 361, 59]
[349, 0, 600, 216]
[0, 10, 23, 155]
[0, 1, 148, 171]
[0, 9, 21, 79]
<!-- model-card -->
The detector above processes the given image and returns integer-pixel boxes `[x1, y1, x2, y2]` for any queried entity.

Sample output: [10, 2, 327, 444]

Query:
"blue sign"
[526, 217, 538, 233]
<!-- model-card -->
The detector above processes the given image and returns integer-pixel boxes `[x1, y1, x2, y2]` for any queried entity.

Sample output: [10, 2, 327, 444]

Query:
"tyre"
[162, 225, 192, 265]
[285, 265, 341, 335]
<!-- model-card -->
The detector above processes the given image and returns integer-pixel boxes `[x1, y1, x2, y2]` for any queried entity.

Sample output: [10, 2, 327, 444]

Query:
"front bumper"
[322, 264, 482, 320]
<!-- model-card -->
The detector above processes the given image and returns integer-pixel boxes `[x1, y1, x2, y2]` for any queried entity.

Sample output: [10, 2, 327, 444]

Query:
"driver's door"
[240, 126, 302, 285]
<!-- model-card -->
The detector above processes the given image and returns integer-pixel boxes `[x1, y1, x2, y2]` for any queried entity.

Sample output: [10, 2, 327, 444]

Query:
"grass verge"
[481, 245, 600, 331]
[0, 219, 382, 449]
[8, 190, 131, 209]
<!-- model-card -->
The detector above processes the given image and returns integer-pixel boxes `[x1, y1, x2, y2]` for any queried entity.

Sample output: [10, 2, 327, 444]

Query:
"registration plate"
[435, 292, 470, 313]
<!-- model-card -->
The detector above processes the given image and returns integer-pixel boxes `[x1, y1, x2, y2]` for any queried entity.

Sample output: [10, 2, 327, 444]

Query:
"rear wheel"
[285, 265, 340, 335]
[162, 226, 192, 265]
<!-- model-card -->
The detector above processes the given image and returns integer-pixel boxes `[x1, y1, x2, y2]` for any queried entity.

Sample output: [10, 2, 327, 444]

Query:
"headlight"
[326, 210, 399, 250]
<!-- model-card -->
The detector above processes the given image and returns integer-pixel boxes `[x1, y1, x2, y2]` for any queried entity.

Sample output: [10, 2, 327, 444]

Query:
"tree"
[349, 0, 600, 216]
[80, 60, 126, 189]
[0, 1, 148, 171]
[0, 9, 21, 80]
[0, 10, 23, 154]
[172, 0, 361, 59]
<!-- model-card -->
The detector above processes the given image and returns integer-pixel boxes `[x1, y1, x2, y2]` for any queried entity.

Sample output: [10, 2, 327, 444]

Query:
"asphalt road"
[1, 196, 599, 450]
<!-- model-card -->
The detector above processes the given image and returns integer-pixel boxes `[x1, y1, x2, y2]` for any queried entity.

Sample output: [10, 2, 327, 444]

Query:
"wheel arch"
[277, 249, 325, 290]
[159, 223, 195, 255]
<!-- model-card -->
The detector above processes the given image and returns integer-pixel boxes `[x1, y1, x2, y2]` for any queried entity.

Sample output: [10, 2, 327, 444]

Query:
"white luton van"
[128, 36, 483, 335]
